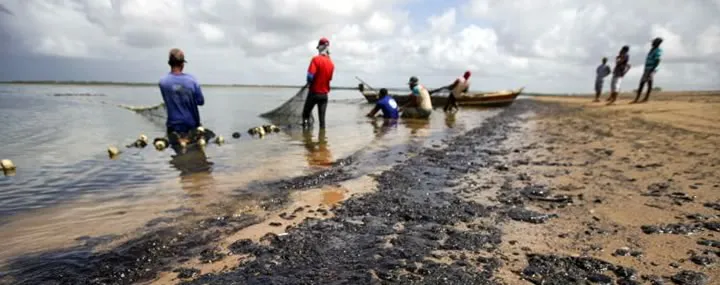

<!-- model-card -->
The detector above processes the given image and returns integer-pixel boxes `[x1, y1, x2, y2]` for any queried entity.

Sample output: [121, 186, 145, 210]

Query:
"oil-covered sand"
[2, 91, 719, 285]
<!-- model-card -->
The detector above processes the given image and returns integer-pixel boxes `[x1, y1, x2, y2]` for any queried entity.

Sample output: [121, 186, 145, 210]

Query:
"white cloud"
[364, 12, 397, 36]
[429, 8, 456, 34]
[0, 0, 718, 92]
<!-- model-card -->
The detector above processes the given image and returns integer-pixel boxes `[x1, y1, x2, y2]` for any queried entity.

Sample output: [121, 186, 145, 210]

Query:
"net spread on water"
[259, 85, 314, 126]
[116, 84, 315, 128]
[118, 102, 168, 126]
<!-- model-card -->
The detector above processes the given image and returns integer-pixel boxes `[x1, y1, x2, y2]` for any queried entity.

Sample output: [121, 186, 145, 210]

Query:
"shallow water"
[0, 84, 501, 265]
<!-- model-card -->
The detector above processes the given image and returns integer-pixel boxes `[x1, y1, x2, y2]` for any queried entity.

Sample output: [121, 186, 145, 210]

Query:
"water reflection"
[169, 147, 218, 209]
[445, 112, 457, 128]
[302, 128, 334, 168]
[369, 119, 399, 139]
[169, 147, 214, 176]
[401, 118, 431, 137]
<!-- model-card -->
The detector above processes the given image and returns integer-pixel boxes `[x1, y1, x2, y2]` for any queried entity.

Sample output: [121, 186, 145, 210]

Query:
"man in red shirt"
[302, 37, 335, 129]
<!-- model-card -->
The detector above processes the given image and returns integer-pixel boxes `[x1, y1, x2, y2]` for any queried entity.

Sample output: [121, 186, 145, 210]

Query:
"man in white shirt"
[444, 70, 471, 112]
[400, 76, 433, 119]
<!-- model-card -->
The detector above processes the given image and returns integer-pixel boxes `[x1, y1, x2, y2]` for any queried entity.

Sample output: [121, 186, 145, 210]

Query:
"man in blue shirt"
[632, 37, 663, 103]
[366, 88, 399, 119]
[159, 48, 206, 148]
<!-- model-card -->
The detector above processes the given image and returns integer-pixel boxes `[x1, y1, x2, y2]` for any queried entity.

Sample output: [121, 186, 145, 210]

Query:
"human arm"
[307, 58, 317, 84]
[194, 81, 205, 106]
[649, 49, 662, 72]
[401, 86, 420, 109]
[623, 63, 631, 76]
[447, 79, 459, 91]
[623, 56, 631, 76]
[366, 105, 381, 118]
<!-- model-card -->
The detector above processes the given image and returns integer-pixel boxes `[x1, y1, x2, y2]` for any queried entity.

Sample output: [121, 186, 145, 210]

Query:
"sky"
[0, 0, 719, 93]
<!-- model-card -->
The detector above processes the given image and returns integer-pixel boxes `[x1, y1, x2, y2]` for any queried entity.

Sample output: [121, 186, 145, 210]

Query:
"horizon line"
[1, 80, 718, 95]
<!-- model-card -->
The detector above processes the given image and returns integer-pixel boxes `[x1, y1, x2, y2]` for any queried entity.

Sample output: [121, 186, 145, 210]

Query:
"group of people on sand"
[594, 37, 664, 105]
[157, 37, 474, 150]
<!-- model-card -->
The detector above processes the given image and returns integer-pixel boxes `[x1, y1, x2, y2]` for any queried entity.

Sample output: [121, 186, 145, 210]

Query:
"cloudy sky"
[0, 0, 718, 93]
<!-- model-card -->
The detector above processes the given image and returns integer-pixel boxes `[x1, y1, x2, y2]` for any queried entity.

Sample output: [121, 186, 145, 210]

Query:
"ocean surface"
[0, 83, 504, 265]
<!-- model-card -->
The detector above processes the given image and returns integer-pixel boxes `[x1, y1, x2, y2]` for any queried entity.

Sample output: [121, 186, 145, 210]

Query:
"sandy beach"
[497, 91, 720, 284]
[2, 91, 718, 285]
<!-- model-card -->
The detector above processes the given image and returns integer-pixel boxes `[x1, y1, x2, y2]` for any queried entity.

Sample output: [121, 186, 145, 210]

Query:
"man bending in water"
[366, 88, 399, 119]
[158, 48, 206, 149]
[400, 76, 433, 119]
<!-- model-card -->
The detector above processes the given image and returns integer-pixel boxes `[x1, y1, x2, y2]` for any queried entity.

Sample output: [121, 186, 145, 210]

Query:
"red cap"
[463, 70, 471, 79]
[318, 37, 329, 47]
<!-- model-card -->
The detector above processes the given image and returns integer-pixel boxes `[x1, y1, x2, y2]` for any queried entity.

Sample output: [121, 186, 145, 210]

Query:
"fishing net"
[118, 102, 168, 126]
[259, 84, 314, 126]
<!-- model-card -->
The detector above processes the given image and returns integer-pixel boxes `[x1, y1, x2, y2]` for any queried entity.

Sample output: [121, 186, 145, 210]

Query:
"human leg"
[444, 94, 454, 112]
[607, 76, 621, 105]
[316, 95, 328, 129]
[302, 92, 318, 128]
[641, 71, 655, 102]
[418, 108, 432, 119]
[633, 72, 649, 103]
[401, 107, 419, 118]
[449, 94, 458, 111]
[594, 80, 602, 102]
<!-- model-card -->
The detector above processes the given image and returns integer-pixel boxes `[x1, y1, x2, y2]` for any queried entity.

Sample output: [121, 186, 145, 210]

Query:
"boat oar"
[355, 76, 378, 92]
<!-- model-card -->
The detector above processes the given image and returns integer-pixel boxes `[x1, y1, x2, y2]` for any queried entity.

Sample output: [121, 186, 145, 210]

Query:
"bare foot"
[629, 100, 638, 104]
[593, 99, 600, 103]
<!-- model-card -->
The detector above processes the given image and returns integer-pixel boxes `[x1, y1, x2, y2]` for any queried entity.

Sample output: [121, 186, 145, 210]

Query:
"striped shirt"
[644, 47, 663, 72]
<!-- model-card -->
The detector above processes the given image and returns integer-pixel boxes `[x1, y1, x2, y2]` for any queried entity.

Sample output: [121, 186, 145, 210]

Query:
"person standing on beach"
[400, 76, 433, 119]
[443, 70, 471, 112]
[594, 57, 612, 102]
[158, 48, 205, 148]
[302, 37, 335, 129]
[607, 46, 631, 105]
[632, 37, 663, 104]
[366, 88, 400, 119]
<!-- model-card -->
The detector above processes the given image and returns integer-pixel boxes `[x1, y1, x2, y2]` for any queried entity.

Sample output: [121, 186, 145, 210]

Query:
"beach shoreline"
[1, 92, 718, 284]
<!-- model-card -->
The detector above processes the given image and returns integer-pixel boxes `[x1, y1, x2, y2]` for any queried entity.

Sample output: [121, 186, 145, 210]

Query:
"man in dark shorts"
[302, 37, 335, 129]
[632, 37, 663, 104]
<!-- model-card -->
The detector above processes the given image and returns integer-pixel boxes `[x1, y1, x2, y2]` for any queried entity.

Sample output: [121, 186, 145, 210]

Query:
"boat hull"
[360, 88, 523, 108]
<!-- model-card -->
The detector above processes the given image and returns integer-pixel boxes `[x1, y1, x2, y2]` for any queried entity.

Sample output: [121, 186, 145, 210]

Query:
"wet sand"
[2, 91, 718, 284]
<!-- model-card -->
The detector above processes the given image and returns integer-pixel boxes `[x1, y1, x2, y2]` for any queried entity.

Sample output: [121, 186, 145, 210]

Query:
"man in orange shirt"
[302, 37, 335, 129]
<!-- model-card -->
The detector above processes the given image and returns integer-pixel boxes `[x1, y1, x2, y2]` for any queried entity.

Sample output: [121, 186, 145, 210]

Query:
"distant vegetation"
[0, 80, 359, 90]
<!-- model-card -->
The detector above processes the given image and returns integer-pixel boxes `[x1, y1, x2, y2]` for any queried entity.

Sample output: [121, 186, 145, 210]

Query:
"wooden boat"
[358, 83, 524, 108]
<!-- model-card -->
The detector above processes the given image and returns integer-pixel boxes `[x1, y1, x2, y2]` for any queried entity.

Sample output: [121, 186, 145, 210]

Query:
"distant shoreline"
[1, 81, 717, 96]
[0, 80, 358, 90]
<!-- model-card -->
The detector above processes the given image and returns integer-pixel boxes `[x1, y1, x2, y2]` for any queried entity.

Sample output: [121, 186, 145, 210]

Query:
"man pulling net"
[159, 48, 214, 149]
[260, 37, 335, 129]
[259, 85, 313, 126]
